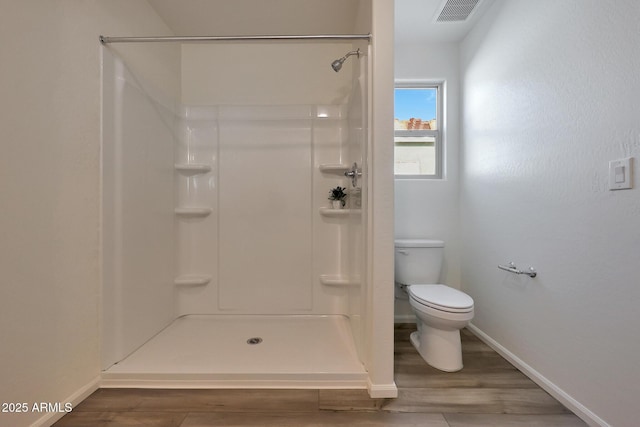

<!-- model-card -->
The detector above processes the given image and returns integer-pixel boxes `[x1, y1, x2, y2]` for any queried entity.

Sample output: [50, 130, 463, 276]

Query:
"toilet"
[395, 239, 474, 372]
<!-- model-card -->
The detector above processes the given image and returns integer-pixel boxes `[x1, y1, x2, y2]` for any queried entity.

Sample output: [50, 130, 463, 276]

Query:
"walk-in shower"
[100, 31, 389, 393]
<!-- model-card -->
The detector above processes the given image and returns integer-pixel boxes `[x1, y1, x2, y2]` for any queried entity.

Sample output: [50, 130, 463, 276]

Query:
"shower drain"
[246, 337, 263, 345]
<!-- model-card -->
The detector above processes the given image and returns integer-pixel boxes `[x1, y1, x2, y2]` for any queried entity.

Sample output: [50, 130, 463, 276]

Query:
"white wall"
[365, 0, 397, 397]
[394, 42, 461, 319]
[460, 1, 640, 426]
[0, 1, 177, 426]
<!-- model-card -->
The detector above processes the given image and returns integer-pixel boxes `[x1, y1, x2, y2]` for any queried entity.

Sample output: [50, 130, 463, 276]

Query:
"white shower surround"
[173, 103, 352, 316]
[101, 38, 393, 394]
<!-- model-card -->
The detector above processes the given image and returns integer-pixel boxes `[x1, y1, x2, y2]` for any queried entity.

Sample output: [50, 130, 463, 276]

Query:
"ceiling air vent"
[436, 0, 482, 22]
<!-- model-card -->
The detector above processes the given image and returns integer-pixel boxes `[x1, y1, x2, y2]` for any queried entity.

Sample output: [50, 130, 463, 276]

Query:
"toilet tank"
[394, 239, 444, 285]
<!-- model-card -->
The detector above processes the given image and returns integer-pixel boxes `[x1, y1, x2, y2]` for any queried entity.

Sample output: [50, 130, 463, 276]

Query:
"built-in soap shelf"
[175, 207, 212, 217]
[319, 163, 350, 174]
[319, 207, 361, 217]
[174, 275, 212, 286]
[319, 274, 360, 287]
[174, 163, 212, 174]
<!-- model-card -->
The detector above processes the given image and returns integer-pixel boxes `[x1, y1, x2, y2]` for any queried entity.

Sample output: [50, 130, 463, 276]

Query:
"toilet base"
[410, 326, 463, 372]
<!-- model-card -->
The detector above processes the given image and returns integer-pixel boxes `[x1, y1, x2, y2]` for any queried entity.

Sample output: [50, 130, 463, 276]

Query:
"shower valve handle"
[344, 162, 362, 187]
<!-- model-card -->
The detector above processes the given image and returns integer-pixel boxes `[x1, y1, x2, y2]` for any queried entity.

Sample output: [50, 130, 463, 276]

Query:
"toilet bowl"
[408, 284, 474, 372]
[395, 239, 475, 372]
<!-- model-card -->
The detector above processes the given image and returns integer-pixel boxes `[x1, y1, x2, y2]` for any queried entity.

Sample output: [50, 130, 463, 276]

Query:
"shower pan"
[100, 33, 382, 392]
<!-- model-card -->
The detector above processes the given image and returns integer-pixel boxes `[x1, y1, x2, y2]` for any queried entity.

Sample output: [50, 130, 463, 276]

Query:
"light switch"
[609, 157, 633, 190]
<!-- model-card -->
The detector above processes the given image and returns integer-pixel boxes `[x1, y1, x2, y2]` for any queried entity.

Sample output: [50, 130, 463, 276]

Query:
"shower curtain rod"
[99, 34, 371, 44]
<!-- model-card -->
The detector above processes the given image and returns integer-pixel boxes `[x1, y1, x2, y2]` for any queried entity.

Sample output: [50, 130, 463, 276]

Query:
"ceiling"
[395, 0, 495, 44]
[147, 0, 363, 37]
[147, 0, 492, 44]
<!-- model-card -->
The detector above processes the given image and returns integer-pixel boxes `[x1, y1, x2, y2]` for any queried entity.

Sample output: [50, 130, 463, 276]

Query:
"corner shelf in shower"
[319, 275, 360, 287]
[174, 207, 212, 217]
[319, 207, 361, 218]
[174, 163, 212, 174]
[319, 163, 350, 174]
[174, 275, 212, 286]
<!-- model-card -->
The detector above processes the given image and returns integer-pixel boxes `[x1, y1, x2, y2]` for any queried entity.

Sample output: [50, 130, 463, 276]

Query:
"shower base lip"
[100, 372, 368, 390]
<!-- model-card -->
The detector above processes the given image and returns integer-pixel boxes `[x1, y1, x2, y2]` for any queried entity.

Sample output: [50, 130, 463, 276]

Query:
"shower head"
[331, 49, 360, 72]
[331, 59, 345, 72]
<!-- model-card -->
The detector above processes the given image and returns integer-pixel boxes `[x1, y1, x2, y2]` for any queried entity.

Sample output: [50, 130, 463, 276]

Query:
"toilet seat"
[408, 284, 474, 313]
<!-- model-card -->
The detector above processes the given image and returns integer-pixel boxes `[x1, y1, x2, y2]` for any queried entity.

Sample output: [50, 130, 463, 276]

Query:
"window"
[394, 82, 443, 178]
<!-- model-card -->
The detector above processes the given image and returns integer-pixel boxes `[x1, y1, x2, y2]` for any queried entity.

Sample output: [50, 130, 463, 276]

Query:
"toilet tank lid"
[395, 239, 444, 248]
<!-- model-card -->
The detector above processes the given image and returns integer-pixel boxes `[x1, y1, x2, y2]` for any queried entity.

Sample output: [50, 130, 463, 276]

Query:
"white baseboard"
[394, 314, 415, 323]
[467, 323, 609, 427]
[30, 376, 100, 427]
[366, 379, 398, 398]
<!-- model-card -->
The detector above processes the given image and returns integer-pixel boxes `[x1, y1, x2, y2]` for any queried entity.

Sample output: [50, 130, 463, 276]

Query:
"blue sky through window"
[394, 88, 437, 121]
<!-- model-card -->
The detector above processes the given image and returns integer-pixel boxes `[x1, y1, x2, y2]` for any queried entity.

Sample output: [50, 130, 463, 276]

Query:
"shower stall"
[100, 11, 394, 395]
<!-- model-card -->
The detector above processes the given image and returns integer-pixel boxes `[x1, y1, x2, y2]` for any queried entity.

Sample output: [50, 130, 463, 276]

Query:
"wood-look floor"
[54, 325, 587, 427]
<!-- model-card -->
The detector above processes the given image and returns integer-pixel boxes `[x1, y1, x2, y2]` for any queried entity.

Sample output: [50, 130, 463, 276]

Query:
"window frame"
[394, 81, 444, 179]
